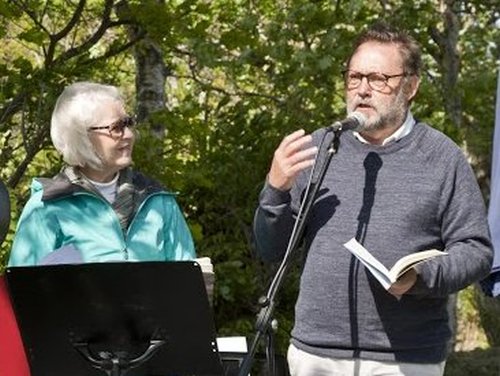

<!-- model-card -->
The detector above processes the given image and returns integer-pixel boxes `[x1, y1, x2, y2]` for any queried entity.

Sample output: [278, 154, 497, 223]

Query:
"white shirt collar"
[353, 111, 416, 145]
[84, 173, 119, 203]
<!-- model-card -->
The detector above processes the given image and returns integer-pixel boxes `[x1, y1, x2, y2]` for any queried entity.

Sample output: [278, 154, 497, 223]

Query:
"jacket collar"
[40, 167, 165, 202]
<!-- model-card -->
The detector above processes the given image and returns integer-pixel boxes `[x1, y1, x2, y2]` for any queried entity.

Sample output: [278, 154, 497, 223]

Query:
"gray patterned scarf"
[63, 166, 137, 234]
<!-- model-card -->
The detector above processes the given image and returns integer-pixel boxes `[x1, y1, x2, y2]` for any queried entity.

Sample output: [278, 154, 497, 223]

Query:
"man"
[253, 23, 493, 376]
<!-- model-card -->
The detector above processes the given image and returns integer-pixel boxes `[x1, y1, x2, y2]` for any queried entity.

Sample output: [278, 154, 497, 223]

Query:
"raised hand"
[267, 129, 318, 191]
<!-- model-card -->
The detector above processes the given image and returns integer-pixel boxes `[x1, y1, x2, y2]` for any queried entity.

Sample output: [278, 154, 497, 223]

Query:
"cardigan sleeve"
[410, 152, 493, 297]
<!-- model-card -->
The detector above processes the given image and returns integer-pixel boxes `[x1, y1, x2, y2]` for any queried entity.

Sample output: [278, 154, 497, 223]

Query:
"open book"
[343, 238, 447, 290]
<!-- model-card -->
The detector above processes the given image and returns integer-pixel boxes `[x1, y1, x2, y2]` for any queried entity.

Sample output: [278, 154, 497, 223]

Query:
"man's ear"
[406, 75, 420, 102]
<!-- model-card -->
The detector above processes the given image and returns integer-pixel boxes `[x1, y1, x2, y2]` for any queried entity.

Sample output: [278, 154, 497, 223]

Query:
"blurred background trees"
[1, 0, 499, 373]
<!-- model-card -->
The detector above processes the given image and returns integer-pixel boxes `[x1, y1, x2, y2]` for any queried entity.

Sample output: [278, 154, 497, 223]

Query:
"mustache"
[353, 100, 373, 108]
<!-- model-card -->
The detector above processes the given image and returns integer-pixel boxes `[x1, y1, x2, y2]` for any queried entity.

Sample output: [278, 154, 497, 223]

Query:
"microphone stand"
[238, 127, 343, 376]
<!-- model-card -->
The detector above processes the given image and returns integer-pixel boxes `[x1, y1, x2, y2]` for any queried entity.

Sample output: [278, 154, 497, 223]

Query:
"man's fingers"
[287, 158, 316, 176]
[278, 130, 312, 157]
[288, 146, 318, 166]
[268, 129, 316, 191]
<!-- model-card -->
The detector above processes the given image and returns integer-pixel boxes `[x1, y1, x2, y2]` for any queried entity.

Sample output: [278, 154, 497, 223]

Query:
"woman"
[8, 82, 195, 266]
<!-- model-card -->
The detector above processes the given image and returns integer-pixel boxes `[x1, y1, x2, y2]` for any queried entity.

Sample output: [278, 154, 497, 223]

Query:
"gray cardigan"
[253, 122, 493, 363]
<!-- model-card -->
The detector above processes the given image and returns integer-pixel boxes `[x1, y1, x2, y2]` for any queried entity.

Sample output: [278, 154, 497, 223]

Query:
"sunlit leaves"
[1, 0, 499, 355]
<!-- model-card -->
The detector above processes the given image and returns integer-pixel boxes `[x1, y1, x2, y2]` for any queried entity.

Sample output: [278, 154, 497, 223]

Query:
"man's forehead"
[349, 42, 404, 71]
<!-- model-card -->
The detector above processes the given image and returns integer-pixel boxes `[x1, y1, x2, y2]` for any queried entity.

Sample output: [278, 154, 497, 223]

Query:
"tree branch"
[80, 31, 144, 65]
[11, 0, 51, 35]
[50, 0, 115, 67]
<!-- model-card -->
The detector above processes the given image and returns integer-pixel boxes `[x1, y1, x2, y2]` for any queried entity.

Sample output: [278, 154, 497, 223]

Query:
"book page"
[343, 238, 447, 290]
[343, 238, 393, 289]
[389, 249, 447, 281]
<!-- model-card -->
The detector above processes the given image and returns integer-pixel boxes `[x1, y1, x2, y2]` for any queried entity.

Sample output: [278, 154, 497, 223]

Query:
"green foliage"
[1, 0, 500, 364]
[445, 347, 500, 376]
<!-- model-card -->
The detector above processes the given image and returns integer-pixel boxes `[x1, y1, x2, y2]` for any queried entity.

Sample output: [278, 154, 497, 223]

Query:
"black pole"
[238, 128, 342, 376]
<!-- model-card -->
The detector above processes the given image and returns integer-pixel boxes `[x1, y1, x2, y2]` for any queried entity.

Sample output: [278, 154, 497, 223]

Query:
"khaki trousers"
[287, 343, 446, 376]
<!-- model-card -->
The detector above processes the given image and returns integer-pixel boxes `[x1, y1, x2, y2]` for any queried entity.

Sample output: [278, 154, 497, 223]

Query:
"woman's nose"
[122, 125, 135, 139]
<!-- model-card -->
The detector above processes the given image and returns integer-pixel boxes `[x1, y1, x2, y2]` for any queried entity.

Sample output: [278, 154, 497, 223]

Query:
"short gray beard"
[357, 86, 409, 132]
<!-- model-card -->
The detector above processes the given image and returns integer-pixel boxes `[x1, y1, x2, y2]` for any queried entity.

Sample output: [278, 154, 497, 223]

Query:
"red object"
[0, 275, 30, 376]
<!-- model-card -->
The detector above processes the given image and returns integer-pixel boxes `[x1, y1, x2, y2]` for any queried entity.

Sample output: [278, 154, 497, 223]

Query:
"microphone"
[330, 112, 366, 132]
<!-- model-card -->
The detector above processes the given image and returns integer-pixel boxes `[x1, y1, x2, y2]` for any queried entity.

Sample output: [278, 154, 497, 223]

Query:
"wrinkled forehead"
[348, 41, 405, 73]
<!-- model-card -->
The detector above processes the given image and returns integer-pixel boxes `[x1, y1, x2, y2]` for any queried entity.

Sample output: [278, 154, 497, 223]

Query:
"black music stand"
[5, 261, 224, 376]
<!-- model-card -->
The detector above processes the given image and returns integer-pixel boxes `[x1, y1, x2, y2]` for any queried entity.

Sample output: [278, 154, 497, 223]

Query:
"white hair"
[50, 82, 123, 169]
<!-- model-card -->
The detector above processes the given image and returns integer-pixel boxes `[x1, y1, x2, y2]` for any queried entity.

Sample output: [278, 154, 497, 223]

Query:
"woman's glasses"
[88, 116, 136, 139]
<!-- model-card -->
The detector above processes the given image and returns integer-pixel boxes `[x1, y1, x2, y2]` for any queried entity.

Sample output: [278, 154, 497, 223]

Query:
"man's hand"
[268, 129, 317, 191]
[388, 269, 417, 298]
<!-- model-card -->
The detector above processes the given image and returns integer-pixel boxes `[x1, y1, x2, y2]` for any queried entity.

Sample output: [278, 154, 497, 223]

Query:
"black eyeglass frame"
[342, 70, 409, 91]
[88, 116, 136, 138]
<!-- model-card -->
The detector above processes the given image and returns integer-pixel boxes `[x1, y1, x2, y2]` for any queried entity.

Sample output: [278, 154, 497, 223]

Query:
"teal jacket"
[8, 170, 195, 266]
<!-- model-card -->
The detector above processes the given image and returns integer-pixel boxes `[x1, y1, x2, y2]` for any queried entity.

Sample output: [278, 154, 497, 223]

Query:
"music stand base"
[73, 339, 165, 376]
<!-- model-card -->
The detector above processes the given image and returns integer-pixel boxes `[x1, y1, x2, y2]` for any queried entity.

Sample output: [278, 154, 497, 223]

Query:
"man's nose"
[356, 77, 372, 96]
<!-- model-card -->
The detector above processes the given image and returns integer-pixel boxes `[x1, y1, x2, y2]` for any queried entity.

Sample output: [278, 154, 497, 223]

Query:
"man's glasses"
[343, 70, 408, 91]
[88, 116, 136, 139]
